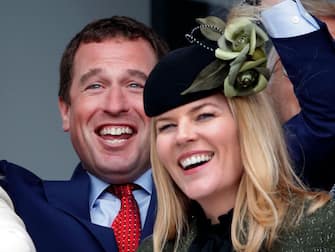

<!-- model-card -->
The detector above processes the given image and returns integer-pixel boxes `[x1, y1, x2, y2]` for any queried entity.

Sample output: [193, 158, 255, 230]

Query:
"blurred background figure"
[265, 0, 335, 191]
[267, 0, 335, 123]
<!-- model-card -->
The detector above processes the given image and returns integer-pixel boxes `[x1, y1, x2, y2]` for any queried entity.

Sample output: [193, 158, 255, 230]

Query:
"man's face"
[59, 38, 157, 183]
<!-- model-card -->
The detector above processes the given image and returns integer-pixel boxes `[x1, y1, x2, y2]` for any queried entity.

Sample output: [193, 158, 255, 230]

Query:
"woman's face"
[155, 94, 243, 209]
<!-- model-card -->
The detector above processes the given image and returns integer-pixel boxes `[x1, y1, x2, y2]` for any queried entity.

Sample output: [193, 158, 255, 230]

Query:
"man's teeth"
[100, 127, 133, 136]
[106, 139, 126, 144]
[180, 154, 212, 169]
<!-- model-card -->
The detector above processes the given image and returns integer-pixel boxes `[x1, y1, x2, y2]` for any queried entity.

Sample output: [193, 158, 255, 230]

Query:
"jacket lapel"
[141, 182, 157, 240]
[43, 164, 117, 252]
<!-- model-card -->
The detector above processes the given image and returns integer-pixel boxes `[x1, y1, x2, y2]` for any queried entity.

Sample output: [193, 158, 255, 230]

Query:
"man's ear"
[58, 97, 70, 132]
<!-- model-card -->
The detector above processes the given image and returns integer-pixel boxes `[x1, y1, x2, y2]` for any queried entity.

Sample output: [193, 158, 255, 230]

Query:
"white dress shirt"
[88, 169, 153, 228]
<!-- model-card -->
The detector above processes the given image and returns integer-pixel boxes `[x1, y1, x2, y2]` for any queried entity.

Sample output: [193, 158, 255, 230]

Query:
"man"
[0, 16, 168, 252]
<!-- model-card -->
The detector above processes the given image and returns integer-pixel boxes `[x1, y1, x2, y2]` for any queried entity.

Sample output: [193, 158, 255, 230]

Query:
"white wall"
[0, 0, 150, 179]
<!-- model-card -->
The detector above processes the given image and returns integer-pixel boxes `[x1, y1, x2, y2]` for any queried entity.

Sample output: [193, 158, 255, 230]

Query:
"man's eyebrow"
[79, 68, 103, 85]
[79, 69, 148, 84]
[127, 69, 148, 80]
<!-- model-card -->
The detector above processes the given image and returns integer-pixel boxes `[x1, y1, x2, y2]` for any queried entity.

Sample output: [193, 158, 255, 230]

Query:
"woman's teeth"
[180, 154, 213, 170]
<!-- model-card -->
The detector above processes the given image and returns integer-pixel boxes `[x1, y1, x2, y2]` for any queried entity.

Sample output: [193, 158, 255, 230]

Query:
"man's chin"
[92, 165, 145, 184]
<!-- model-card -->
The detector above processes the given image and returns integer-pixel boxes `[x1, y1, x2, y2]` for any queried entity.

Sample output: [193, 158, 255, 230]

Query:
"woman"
[138, 15, 335, 251]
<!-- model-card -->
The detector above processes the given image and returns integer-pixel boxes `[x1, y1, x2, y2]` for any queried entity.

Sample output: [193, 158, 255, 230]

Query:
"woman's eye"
[197, 113, 214, 121]
[157, 124, 175, 133]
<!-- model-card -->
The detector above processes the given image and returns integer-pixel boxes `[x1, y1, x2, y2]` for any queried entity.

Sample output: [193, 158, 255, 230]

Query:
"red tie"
[110, 184, 141, 252]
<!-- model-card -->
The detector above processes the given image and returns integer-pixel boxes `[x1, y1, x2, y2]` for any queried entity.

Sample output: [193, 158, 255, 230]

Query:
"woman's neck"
[197, 186, 238, 224]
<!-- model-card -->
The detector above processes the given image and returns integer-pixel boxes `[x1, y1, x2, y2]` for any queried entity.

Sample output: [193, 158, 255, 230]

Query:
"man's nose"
[103, 87, 130, 115]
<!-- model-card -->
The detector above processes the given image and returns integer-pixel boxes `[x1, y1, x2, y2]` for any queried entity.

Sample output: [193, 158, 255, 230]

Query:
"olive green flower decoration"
[216, 17, 268, 60]
[182, 16, 270, 98]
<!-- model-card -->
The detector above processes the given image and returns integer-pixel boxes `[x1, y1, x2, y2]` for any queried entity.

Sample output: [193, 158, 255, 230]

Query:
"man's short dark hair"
[59, 16, 169, 104]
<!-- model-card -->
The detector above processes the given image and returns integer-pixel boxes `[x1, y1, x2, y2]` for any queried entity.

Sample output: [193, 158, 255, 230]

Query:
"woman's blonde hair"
[150, 92, 330, 252]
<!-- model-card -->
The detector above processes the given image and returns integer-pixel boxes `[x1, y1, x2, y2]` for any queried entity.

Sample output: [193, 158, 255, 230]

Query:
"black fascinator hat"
[144, 45, 217, 117]
[144, 16, 270, 117]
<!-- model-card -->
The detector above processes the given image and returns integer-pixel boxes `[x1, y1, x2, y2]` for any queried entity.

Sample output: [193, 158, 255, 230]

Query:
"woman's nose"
[175, 120, 196, 145]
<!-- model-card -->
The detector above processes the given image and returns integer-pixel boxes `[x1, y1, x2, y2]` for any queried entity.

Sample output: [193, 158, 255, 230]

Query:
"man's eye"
[86, 83, 102, 90]
[128, 82, 143, 89]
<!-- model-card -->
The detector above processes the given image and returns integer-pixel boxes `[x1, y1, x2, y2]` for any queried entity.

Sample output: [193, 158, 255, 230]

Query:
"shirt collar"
[88, 169, 153, 209]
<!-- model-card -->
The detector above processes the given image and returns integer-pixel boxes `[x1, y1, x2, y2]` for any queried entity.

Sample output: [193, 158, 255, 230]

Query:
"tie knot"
[109, 184, 137, 199]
